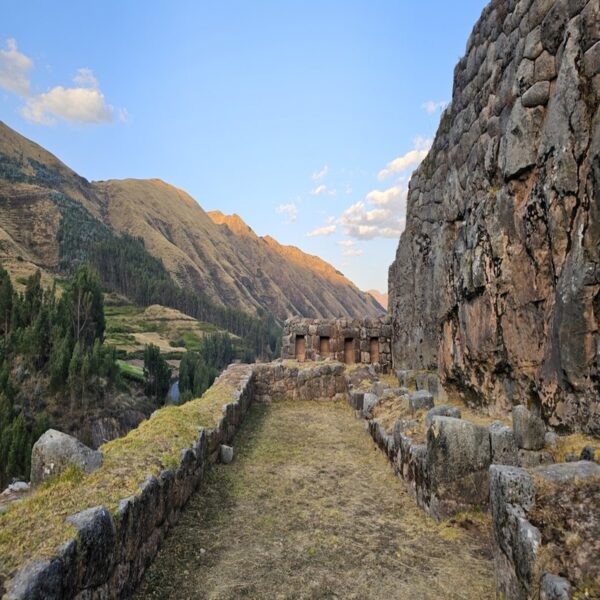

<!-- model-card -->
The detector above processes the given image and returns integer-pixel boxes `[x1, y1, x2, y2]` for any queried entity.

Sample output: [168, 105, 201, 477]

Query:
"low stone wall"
[490, 462, 600, 600]
[253, 361, 347, 402]
[282, 316, 392, 372]
[3, 364, 255, 600]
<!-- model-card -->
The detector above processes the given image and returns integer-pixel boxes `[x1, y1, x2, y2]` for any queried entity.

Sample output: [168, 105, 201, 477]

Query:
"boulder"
[408, 390, 434, 413]
[425, 405, 461, 427]
[580, 446, 596, 461]
[512, 406, 546, 450]
[220, 444, 234, 464]
[489, 422, 519, 466]
[30, 429, 102, 486]
[540, 573, 572, 600]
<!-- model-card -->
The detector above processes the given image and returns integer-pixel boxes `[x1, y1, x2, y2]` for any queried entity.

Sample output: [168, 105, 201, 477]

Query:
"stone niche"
[281, 316, 392, 373]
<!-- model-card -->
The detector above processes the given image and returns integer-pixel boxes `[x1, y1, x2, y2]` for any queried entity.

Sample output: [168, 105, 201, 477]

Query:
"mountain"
[0, 120, 382, 322]
[388, 0, 599, 434]
[367, 290, 387, 310]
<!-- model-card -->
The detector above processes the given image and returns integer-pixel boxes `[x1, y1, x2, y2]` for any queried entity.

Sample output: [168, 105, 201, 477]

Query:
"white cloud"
[311, 184, 336, 196]
[338, 181, 408, 240]
[0, 38, 125, 126]
[377, 136, 432, 181]
[307, 224, 336, 237]
[276, 202, 298, 224]
[342, 247, 363, 257]
[311, 165, 328, 181]
[21, 68, 116, 125]
[0, 38, 32, 96]
[337, 240, 355, 247]
[422, 100, 447, 114]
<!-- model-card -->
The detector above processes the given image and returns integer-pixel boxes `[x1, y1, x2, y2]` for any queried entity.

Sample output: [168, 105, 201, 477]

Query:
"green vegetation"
[116, 360, 144, 382]
[178, 332, 235, 402]
[0, 374, 237, 581]
[143, 344, 172, 403]
[0, 265, 121, 488]
[52, 191, 281, 360]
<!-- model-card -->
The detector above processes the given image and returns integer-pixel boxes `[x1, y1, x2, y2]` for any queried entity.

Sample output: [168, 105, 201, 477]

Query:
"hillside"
[367, 289, 388, 310]
[0, 120, 382, 322]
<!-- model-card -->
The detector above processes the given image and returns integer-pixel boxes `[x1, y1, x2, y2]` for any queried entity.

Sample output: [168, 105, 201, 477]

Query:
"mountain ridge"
[0, 121, 383, 321]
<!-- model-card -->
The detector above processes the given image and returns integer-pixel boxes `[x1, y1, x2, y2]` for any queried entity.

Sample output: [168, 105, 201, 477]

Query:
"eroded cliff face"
[389, 0, 600, 434]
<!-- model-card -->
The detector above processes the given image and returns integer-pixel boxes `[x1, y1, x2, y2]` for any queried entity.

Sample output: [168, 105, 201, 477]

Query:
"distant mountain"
[0, 121, 382, 321]
[368, 290, 388, 310]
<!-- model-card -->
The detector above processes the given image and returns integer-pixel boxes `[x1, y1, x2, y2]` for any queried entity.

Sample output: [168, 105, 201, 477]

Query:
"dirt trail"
[136, 400, 494, 599]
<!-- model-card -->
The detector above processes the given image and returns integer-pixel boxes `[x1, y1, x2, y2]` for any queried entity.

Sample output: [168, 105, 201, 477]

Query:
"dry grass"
[136, 400, 494, 599]
[0, 375, 239, 581]
[549, 432, 599, 463]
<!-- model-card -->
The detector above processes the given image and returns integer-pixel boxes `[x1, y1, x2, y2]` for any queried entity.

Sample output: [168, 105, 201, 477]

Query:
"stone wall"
[388, 0, 600, 435]
[254, 361, 348, 402]
[4, 364, 255, 600]
[490, 462, 600, 599]
[281, 316, 392, 372]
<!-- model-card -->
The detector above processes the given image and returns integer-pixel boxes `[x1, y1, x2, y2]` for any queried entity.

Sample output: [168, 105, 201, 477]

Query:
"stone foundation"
[281, 316, 392, 372]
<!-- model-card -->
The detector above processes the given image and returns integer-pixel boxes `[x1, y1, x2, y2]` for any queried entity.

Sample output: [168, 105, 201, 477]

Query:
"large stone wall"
[3, 364, 255, 600]
[388, 0, 600, 435]
[281, 316, 392, 372]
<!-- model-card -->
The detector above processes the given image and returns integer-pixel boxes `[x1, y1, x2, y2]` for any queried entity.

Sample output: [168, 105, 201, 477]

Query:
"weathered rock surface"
[425, 405, 462, 427]
[408, 390, 434, 413]
[30, 429, 102, 486]
[512, 405, 546, 450]
[389, 0, 600, 435]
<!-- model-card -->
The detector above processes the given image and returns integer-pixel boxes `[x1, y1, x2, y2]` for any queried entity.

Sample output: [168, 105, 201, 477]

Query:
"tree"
[65, 266, 105, 349]
[0, 267, 14, 340]
[143, 344, 171, 403]
[7, 413, 30, 482]
[68, 341, 83, 406]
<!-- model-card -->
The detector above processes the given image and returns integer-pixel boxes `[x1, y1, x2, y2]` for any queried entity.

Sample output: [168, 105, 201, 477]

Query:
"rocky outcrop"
[30, 430, 102, 486]
[389, 0, 600, 435]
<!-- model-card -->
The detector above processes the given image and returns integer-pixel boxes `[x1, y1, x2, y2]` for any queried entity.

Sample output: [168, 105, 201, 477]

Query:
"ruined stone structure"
[389, 0, 600, 435]
[281, 316, 392, 372]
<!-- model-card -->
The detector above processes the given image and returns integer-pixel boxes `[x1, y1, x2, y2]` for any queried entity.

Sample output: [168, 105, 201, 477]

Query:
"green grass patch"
[0, 375, 239, 581]
[116, 360, 145, 382]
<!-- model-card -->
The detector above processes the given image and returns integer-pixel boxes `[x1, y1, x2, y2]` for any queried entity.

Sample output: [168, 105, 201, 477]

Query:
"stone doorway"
[344, 338, 355, 365]
[319, 336, 330, 358]
[295, 335, 306, 362]
[370, 338, 379, 363]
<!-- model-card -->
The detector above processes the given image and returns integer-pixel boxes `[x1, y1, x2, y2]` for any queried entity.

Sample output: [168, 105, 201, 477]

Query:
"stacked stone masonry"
[281, 316, 392, 373]
[388, 0, 600, 435]
[4, 361, 598, 599]
[353, 367, 599, 599]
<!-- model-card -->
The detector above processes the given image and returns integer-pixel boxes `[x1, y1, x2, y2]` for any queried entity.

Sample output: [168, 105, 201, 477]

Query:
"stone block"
[489, 422, 519, 466]
[427, 417, 492, 514]
[522, 81, 550, 107]
[425, 405, 461, 427]
[348, 390, 364, 411]
[66, 506, 116, 589]
[362, 392, 379, 417]
[409, 390, 434, 412]
[512, 405, 546, 450]
[518, 449, 554, 468]
[220, 444, 234, 464]
[540, 573, 572, 600]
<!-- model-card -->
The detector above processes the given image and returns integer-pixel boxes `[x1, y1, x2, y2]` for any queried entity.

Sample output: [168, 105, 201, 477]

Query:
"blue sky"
[1, 1, 487, 293]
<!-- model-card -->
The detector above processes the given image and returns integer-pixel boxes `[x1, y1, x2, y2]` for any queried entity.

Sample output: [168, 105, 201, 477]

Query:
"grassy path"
[136, 400, 494, 599]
